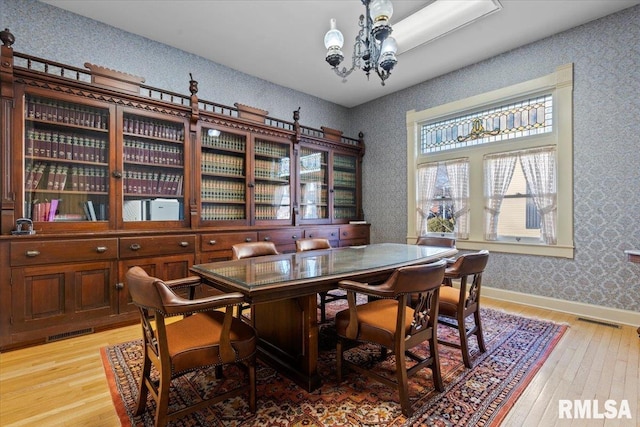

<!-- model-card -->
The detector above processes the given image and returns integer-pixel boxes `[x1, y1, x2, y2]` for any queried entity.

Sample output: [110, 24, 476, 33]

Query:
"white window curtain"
[445, 158, 470, 239]
[519, 147, 557, 244]
[416, 164, 439, 235]
[484, 153, 517, 240]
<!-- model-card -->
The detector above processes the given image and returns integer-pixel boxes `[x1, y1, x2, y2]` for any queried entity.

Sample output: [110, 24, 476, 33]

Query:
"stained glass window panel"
[421, 94, 553, 154]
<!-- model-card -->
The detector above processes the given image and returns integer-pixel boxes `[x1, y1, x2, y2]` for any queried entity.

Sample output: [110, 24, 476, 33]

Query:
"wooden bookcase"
[0, 30, 369, 350]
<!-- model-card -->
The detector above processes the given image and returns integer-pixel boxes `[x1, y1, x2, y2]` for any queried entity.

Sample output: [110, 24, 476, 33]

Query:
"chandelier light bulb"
[324, 18, 344, 50]
[370, 0, 394, 22]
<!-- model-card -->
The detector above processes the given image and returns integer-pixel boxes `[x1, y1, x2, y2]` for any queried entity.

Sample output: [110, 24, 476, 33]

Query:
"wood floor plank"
[0, 299, 637, 426]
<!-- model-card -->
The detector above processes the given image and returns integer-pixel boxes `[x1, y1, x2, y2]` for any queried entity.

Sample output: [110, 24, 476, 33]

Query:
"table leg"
[252, 294, 321, 392]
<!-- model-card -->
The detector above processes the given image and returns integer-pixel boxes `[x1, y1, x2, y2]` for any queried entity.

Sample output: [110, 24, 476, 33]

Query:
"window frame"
[406, 64, 574, 258]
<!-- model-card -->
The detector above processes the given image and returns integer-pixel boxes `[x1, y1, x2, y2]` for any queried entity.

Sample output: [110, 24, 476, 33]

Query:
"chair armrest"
[161, 291, 246, 316]
[165, 275, 201, 289]
[339, 279, 394, 298]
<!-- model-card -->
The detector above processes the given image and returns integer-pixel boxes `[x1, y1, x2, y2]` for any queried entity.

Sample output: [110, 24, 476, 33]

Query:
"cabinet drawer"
[10, 238, 118, 266]
[339, 225, 370, 241]
[258, 229, 302, 244]
[200, 232, 258, 252]
[304, 227, 339, 240]
[119, 235, 196, 259]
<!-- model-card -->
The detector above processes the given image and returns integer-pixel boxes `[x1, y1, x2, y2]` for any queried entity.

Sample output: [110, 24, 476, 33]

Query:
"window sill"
[456, 239, 574, 259]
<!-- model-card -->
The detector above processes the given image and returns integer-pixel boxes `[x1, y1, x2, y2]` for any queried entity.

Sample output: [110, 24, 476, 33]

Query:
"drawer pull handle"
[292, 235, 297, 240]
[115, 282, 124, 290]
[209, 240, 217, 245]
[263, 237, 270, 241]
[343, 232, 348, 236]
[331, 232, 336, 236]
[245, 237, 253, 242]
[129, 244, 141, 251]
[179, 241, 189, 247]
[26, 250, 40, 257]
[308, 234, 313, 238]
[96, 246, 107, 253]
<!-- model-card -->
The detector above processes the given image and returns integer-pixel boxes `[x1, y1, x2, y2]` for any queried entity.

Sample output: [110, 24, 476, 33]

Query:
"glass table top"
[191, 243, 455, 290]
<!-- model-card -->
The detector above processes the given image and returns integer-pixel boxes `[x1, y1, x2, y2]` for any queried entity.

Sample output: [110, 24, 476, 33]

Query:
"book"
[48, 199, 59, 221]
[86, 200, 97, 221]
[83, 201, 92, 221]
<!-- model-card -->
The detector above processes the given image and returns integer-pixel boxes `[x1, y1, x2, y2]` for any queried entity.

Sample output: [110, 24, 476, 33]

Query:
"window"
[417, 159, 469, 238]
[484, 147, 556, 244]
[406, 64, 574, 258]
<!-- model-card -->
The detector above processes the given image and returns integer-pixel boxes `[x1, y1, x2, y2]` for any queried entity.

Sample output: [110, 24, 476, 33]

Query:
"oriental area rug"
[101, 305, 566, 427]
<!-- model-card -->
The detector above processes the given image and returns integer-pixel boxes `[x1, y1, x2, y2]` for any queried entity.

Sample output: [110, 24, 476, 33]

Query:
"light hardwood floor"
[0, 298, 638, 427]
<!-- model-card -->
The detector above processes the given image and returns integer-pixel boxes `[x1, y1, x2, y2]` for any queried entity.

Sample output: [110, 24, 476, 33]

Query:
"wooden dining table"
[190, 242, 457, 391]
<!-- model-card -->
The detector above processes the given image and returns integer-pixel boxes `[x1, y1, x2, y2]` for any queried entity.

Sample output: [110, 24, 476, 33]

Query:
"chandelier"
[324, 0, 398, 85]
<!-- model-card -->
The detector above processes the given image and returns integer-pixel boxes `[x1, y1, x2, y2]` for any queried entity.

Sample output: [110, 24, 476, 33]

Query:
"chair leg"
[319, 292, 327, 322]
[474, 310, 487, 353]
[336, 338, 344, 382]
[430, 335, 444, 392]
[248, 357, 256, 413]
[395, 347, 413, 417]
[155, 376, 171, 427]
[134, 348, 152, 416]
[458, 314, 472, 369]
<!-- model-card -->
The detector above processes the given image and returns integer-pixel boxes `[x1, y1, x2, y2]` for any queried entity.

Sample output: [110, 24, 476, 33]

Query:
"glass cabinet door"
[24, 94, 110, 223]
[199, 127, 248, 223]
[121, 112, 185, 223]
[253, 138, 291, 222]
[332, 152, 358, 221]
[299, 145, 329, 221]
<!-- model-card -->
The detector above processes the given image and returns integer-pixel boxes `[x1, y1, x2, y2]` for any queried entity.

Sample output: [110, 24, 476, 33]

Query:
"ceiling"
[40, 0, 639, 108]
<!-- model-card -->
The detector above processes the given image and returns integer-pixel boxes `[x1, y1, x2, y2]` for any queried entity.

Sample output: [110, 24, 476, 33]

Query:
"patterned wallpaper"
[2, 1, 639, 313]
[352, 5, 640, 312]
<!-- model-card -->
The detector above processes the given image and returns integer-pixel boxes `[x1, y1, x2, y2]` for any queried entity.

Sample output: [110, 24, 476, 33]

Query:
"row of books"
[123, 139, 183, 166]
[201, 180, 244, 202]
[201, 152, 244, 175]
[255, 205, 290, 220]
[201, 131, 246, 152]
[123, 171, 183, 196]
[123, 116, 184, 141]
[334, 207, 357, 219]
[255, 159, 289, 180]
[26, 97, 108, 130]
[254, 183, 289, 203]
[25, 163, 108, 193]
[334, 171, 357, 188]
[30, 199, 60, 222]
[334, 189, 356, 205]
[26, 129, 107, 164]
[255, 140, 288, 158]
[334, 155, 356, 170]
[301, 207, 328, 219]
[201, 205, 246, 221]
[28, 199, 106, 222]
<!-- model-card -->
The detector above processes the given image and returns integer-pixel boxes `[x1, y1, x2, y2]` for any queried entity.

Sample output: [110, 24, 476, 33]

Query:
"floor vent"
[47, 328, 94, 342]
[576, 317, 620, 329]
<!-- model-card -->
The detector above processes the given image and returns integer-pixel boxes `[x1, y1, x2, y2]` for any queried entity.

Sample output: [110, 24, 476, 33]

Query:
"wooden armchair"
[335, 260, 447, 416]
[295, 238, 336, 322]
[125, 266, 257, 427]
[438, 250, 490, 368]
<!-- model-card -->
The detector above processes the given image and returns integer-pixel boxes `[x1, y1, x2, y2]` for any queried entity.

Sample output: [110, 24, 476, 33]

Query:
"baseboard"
[483, 286, 640, 328]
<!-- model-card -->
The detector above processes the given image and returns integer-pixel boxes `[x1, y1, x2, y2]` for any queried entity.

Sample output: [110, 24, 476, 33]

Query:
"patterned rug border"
[101, 307, 567, 427]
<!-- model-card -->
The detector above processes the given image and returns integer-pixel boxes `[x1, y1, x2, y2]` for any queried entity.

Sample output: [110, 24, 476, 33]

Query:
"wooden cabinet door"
[118, 254, 196, 313]
[10, 261, 117, 336]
